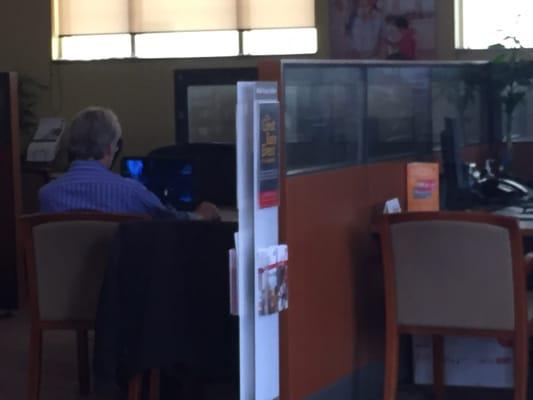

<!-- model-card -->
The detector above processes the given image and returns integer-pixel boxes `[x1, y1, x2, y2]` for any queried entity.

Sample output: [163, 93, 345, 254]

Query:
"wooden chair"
[20, 212, 147, 400]
[379, 211, 533, 400]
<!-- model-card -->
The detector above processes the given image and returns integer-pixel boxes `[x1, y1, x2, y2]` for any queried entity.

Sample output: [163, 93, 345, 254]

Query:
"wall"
[0, 0, 331, 159]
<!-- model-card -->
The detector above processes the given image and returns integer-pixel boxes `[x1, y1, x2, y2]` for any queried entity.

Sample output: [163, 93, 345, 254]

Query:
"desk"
[491, 207, 533, 237]
[518, 221, 533, 237]
[219, 207, 238, 223]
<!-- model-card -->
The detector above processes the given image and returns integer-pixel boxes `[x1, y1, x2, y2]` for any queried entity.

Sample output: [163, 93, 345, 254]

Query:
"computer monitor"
[121, 157, 195, 210]
[441, 117, 470, 209]
[174, 68, 258, 143]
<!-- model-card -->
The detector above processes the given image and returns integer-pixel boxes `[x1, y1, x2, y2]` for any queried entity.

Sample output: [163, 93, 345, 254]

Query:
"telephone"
[26, 118, 66, 162]
[474, 177, 530, 203]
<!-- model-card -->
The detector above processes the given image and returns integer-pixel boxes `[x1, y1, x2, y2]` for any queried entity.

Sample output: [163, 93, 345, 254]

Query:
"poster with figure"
[329, 0, 436, 60]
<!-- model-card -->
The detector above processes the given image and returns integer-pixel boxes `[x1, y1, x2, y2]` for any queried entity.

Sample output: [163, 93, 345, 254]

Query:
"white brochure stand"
[236, 82, 280, 400]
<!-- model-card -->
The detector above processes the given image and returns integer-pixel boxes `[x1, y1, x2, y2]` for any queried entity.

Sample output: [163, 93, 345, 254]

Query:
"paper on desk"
[26, 118, 65, 162]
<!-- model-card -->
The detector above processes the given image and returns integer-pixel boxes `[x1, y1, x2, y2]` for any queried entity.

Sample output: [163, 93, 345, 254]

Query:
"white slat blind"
[57, 0, 130, 35]
[237, 0, 315, 30]
[131, 0, 238, 33]
[53, 0, 317, 59]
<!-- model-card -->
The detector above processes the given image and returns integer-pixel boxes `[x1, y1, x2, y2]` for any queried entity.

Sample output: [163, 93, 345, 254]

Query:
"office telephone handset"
[496, 178, 529, 196]
[476, 177, 529, 201]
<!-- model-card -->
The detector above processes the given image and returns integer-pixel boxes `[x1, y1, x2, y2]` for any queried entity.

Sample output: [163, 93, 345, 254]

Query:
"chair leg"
[432, 335, 445, 400]
[383, 329, 399, 400]
[128, 374, 142, 400]
[76, 330, 90, 395]
[148, 369, 160, 400]
[28, 327, 42, 400]
[514, 331, 528, 400]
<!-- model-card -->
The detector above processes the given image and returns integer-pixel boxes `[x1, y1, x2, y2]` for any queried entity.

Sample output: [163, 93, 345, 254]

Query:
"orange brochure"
[406, 162, 439, 211]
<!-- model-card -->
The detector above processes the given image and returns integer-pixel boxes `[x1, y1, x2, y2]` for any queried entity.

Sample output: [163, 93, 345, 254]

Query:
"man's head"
[68, 107, 122, 169]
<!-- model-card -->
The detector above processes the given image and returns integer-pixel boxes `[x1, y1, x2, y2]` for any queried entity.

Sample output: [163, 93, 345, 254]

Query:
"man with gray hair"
[39, 107, 219, 220]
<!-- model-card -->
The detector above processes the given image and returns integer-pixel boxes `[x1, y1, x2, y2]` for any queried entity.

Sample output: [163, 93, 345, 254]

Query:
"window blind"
[57, 0, 130, 35]
[56, 0, 315, 35]
[237, 0, 315, 30]
[131, 0, 238, 33]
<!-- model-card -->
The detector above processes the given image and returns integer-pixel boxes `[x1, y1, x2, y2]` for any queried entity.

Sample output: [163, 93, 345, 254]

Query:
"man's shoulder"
[39, 168, 147, 194]
[116, 176, 150, 192]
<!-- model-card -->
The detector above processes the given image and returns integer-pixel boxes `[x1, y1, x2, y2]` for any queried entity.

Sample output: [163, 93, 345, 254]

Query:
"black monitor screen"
[121, 157, 195, 210]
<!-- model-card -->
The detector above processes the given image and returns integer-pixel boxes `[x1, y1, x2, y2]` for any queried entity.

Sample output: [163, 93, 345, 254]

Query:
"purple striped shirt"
[39, 160, 187, 219]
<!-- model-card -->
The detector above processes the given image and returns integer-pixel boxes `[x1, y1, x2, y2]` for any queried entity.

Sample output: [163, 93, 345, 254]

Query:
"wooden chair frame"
[379, 211, 532, 400]
[20, 212, 148, 400]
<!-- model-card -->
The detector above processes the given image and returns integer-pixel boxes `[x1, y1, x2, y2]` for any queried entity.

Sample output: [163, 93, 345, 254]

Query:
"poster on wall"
[329, 0, 436, 60]
[256, 101, 280, 209]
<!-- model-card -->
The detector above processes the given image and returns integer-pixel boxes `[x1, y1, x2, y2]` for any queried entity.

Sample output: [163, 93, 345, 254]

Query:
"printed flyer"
[257, 245, 288, 316]
[257, 101, 280, 209]
[406, 162, 439, 211]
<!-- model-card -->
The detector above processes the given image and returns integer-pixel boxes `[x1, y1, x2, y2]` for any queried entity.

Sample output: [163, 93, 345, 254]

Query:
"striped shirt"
[39, 160, 189, 219]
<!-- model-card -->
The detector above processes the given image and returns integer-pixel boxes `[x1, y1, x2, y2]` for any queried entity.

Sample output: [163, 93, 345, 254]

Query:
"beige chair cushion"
[33, 221, 119, 321]
[390, 220, 515, 330]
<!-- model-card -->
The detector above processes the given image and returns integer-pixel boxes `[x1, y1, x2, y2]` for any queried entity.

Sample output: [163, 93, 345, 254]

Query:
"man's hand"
[194, 202, 220, 221]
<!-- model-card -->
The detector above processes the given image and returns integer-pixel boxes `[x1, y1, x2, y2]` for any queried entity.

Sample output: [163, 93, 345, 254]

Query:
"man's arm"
[132, 183, 219, 220]
[132, 184, 191, 219]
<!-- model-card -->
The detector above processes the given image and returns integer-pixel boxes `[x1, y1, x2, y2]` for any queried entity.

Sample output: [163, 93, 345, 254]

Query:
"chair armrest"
[525, 253, 533, 274]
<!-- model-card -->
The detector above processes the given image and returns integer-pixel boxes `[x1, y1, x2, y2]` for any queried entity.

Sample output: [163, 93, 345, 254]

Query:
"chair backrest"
[380, 212, 526, 331]
[21, 213, 147, 322]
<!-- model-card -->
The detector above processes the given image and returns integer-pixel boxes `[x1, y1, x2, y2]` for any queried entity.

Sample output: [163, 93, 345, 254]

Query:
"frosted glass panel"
[284, 65, 365, 171]
[187, 85, 237, 143]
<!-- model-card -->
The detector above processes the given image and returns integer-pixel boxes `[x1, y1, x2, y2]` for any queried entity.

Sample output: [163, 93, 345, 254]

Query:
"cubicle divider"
[259, 60, 413, 399]
[258, 59, 531, 399]
[281, 161, 408, 399]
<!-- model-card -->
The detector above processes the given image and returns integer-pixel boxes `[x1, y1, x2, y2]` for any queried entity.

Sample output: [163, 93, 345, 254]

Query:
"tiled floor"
[0, 309, 523, 399]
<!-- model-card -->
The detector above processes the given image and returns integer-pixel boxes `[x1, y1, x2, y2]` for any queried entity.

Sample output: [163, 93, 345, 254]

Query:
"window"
[51, 0, 317, 60]
[455, 0, 533, 49]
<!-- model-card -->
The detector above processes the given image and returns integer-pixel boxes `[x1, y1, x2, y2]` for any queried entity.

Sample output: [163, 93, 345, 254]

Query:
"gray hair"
[68, 107, 122, 161]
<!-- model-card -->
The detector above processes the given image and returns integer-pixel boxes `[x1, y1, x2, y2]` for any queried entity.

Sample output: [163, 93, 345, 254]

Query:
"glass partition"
[366, 66, 431, 161]
[431, 65, 489, 149]
[502, 90, 533, 142]
[284, 64, 364, 173]
[281, 61, 493, 175]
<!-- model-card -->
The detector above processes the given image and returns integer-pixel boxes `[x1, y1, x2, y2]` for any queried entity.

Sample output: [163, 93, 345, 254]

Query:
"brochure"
[257, 245, 288, 316]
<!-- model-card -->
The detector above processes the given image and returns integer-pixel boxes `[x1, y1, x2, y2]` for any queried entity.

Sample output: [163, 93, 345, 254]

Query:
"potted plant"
[489, 37, 533, 168]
